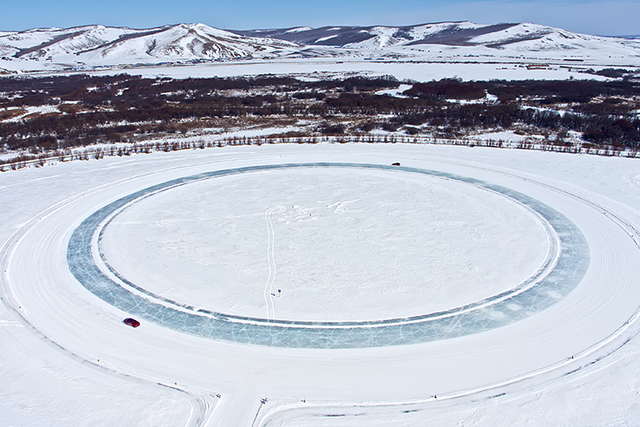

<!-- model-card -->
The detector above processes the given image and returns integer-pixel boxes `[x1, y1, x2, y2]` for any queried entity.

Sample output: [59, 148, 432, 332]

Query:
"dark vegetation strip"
[0, 74, 638, 154]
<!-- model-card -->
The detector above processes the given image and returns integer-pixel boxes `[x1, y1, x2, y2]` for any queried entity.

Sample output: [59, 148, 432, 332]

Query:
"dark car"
[123, 318, 140, 328]
[391, 162, 401, 166]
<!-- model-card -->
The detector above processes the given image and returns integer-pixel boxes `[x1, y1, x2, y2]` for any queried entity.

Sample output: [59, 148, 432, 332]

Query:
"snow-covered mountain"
[236, 21, 639, 52]
[0, 23, 299, 65]
[1, 21, 639, 73]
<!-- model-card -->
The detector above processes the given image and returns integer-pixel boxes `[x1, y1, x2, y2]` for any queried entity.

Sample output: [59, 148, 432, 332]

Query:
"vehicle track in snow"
[263, 206, 284, 320]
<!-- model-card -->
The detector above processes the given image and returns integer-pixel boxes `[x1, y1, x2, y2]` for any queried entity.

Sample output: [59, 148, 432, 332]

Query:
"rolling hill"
[1, 21, 639, 73]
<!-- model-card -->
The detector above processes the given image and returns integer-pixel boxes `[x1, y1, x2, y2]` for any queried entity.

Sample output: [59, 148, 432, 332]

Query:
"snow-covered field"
[1, 142, 640, 426]
[85, 59, 610, 82]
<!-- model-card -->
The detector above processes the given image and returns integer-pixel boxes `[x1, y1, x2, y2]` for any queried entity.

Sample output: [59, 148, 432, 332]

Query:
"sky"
[0, 0, 637, 36]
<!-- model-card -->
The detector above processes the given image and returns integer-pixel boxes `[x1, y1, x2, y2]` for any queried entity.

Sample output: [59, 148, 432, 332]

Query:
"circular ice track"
[67, 163, 587, 348]
[4, 150, 640, 426]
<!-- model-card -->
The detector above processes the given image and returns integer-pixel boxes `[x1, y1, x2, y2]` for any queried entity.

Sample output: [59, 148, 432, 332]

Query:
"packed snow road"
[1, 143, 640, 426]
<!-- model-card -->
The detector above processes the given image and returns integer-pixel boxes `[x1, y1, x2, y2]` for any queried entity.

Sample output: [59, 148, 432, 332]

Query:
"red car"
[123, 318, 140, 328]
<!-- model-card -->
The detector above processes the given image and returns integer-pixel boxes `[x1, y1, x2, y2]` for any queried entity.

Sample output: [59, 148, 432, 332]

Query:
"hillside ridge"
[1, 21, 639, 72]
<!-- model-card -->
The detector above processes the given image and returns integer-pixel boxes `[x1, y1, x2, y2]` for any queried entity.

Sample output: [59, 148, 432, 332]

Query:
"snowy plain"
[86, 59, 611, 83]
[1, 142, 640, 426]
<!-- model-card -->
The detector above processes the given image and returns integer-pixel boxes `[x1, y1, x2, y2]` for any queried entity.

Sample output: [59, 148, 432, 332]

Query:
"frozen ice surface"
[99, 165, 550, 321]
[67, 163, 588, 348]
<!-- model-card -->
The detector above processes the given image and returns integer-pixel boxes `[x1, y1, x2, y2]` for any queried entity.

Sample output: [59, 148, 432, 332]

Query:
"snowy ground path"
[1, 143, 640, 426]
[264, 206, 285, 320]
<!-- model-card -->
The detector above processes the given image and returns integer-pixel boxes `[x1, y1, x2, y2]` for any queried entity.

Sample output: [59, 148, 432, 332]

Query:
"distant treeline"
[0, 74, 638, 152]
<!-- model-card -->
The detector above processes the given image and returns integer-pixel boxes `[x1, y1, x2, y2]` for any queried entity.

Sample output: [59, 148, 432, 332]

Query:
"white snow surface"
[101, 167, 548, 322]
[285, 27, 313, 34]
[375, 84, 413, 97]
[1, 143, 640, 426]
[81, 60, 608, 83]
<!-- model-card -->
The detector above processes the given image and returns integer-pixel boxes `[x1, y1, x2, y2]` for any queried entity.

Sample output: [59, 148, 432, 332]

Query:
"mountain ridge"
[1, 21, 639, 73]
